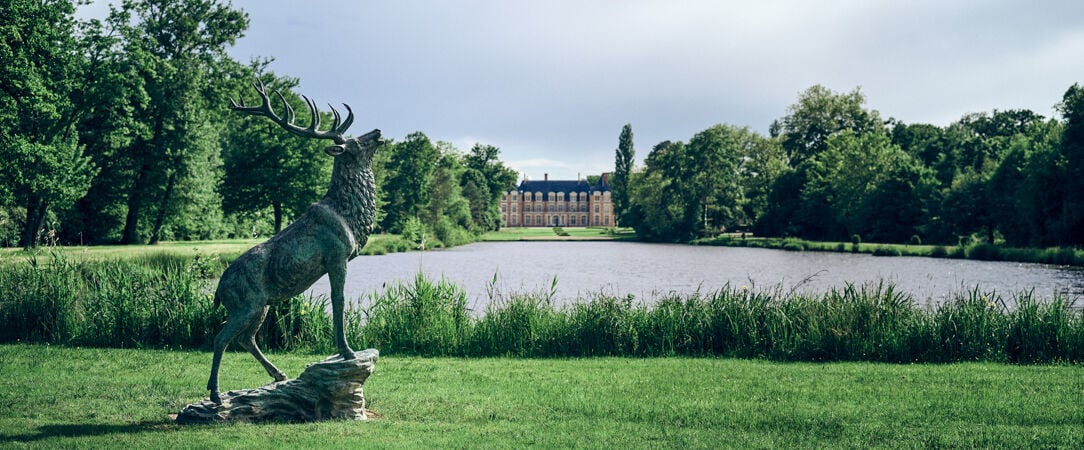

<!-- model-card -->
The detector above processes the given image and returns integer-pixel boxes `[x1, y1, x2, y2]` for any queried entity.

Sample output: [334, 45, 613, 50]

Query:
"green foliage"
[221, 69, 332, 233]
[381, 132, 438, 232]
[0, 0, 98, 248]
[612, 123, 635, 225]
[872, 246, 902, 257]
[460, 143, 516, 231]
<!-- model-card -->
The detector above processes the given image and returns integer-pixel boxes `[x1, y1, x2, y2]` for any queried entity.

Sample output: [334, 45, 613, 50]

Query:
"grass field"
[0, 344, 1081, 448]
[483, 227, 632, 241]
[0, 235, 411, 265]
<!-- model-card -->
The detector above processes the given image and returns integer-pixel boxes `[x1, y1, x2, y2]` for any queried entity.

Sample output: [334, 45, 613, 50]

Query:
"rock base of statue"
[176, 349, 378, 424]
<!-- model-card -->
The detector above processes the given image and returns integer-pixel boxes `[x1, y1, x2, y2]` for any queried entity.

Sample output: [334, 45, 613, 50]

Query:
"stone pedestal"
[177, 349, 378, 424]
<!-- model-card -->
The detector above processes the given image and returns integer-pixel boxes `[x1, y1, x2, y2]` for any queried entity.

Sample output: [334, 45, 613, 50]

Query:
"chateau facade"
[500, 173, 615, 227]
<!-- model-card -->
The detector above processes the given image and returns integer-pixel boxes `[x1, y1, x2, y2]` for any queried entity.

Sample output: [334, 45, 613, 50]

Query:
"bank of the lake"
[694, 234, 1084, 267]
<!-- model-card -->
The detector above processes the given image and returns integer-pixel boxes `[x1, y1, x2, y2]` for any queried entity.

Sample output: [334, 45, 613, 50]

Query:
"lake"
[306, 241, 1084, 309]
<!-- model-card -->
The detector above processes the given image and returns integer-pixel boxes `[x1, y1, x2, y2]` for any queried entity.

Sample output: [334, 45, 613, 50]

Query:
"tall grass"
[1, 258, 1081, 363]
[0, 252, 330, 352]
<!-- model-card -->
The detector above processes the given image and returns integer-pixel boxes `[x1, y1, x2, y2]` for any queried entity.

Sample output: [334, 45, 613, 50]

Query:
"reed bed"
[1, 255, 1081, 363]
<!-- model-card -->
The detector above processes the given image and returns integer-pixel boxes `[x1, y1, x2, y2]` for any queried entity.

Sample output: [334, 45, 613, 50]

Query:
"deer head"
[231, 79, 382, 159]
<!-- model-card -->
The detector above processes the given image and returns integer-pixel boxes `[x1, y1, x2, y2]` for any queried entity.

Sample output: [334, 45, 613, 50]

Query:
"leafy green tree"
[463, 143, 517, 231]
[95, 0, 247, 244]
[1056, 83, 1084, 245]
[686, 124, 748, 235]
[759, 85, 883, 239]
[422, 142, 472, 242]
[612, 123, 635, 226]
[220, 70, 333, 233]
[0, 0, 97, 248]
[813, 131, 936, 242]
[627, 141, 690, 241]
[382, 132, 438, 232]
[771, 85, 881, 165]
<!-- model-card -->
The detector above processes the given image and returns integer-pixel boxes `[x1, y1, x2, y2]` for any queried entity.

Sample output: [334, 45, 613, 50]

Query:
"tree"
[771, 85, 881, 165]
[612, 124, 634, 226]
[0, 0, 97, 248]
[627, 141, 689, 241]
[220, 70, 333, 233]
[758, 85, 884, 239]
[813, 130, 935, 242]
[422, 143, 471, 242]
[686, 125, 747, 235]
[94, 0, 248, 244]
[737, 131, 786, 229]
[462, 143, 517, 231]
[1056, 83, 1084, 245]
[382, 132, 438, 231]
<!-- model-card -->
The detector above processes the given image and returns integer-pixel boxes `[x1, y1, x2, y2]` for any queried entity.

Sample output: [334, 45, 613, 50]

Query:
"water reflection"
[307, 241, 1084, 309]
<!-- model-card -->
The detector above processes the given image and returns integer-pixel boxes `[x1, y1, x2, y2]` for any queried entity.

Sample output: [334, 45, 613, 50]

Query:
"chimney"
[544, 173, 548, 181]
[600, 172, 609, 186]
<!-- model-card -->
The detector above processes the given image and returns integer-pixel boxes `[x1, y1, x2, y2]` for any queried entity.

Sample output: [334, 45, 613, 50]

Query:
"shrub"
[851, 234, 861, 252]
[930, 246, 949, 258]
[872, 246, 902, 257]
[782, 240, 806, 252]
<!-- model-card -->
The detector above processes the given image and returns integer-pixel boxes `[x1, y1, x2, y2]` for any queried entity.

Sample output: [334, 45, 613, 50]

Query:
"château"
[500, 173, 615, 227]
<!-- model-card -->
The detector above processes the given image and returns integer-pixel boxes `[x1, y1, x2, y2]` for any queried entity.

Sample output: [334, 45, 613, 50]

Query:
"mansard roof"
[515, 178, 610, 202]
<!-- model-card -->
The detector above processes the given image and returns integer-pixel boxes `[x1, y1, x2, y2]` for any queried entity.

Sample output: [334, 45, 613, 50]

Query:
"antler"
[231, 79, 354, 145]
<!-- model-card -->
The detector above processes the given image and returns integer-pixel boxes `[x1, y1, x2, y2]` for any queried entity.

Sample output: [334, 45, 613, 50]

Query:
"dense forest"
[616, 84, 1084, 248]
[0, 0, 516, 248]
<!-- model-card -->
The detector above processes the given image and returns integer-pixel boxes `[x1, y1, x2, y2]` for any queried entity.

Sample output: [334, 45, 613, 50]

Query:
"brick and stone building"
[499, 173, 615, 227]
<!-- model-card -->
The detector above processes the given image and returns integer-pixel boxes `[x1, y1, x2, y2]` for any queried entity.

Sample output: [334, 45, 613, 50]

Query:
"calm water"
[306, 241, 1084, 309]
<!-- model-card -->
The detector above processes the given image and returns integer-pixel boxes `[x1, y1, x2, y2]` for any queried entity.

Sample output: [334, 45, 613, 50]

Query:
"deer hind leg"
[237, 305, 287, 382]
[207, 305, 256, 404]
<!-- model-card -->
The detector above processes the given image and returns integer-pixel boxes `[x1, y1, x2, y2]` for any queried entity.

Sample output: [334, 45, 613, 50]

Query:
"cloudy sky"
[81, 1, 1084, 181]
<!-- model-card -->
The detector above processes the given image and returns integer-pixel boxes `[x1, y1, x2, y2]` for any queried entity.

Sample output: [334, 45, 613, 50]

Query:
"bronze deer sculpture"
[207, 80, 381, 404]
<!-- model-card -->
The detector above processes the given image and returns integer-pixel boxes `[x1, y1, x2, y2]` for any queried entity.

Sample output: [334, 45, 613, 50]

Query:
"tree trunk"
[121, 164, 150, 245]
[149, 171, 177, 244]
[19, 196, 46, 249]
[272, 200, 283, 233]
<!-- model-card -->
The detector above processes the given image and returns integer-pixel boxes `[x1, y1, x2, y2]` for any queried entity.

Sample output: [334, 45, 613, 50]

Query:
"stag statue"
[207, 80, 381, 404]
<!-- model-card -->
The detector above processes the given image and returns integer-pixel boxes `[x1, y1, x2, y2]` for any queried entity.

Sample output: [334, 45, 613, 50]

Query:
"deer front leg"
[328, 259, 356, 360]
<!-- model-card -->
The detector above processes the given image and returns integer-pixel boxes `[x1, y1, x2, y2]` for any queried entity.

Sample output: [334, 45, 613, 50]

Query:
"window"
[570, 215, 577, 225]
[558, 204, 564, 212]
[594, 214, 600, 225]
[605, 215, 610, 226]
[581, 215, 587, 225]
[511, 217, 518, 225]
[512, 205, 517, 213]
[594, 205, 600, 213]
[548, 204, 555, 212]
[535, 215, 542, 225]
[500, 205, 506, 212]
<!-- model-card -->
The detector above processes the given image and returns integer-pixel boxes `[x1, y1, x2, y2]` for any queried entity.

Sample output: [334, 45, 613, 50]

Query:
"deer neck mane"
[320, 156, 375, 248]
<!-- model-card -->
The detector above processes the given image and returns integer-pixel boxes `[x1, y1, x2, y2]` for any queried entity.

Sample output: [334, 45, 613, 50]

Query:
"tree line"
[613, 84, 1084, 248]
[0, 0, 516, 248]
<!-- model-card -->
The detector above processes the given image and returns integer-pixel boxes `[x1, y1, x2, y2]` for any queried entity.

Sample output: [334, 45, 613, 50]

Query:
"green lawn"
[0, 235, 407, 265]
[483, 227, 631, 241]
[1, 344, 1080, 448]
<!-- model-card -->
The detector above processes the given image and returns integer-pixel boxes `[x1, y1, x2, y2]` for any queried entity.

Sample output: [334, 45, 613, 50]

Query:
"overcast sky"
[79, 1, 1084, 181]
